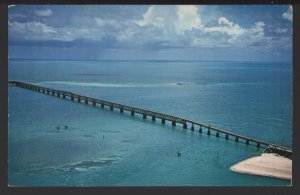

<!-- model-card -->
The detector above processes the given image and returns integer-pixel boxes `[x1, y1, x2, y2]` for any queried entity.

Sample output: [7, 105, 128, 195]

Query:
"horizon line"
[8, 58, 292, 64]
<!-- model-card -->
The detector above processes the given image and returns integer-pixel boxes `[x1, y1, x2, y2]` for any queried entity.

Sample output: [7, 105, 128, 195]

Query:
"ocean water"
[8, 60, 292, 186]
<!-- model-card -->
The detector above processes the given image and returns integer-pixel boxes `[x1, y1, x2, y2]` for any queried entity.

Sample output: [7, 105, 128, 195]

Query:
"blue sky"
[8, 5, 292, 62]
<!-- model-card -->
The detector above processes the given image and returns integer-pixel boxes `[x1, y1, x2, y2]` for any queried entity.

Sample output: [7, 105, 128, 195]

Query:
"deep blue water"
[8, 60, 292, 186]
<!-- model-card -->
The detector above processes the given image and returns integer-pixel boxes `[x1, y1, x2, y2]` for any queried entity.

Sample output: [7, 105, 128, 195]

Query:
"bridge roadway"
[8, 80, 292, 152]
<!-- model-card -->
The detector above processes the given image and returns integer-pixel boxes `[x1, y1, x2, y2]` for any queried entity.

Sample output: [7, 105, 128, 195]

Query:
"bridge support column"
[161, 118, 165, 124]
[183, 123, 187, 129]
[172, 121, 176, 126]
[101, 104, 104, 108]
[63, 95, 66, 99]
[131, 111, 134, 116]
[207, 127, 211, 135]
[93, 102, 96, 106]
[120, 107, 124, 113]
[47, 91, 50, 95]
[199, 126, 202, 133]
[246, 139, 249, 145]
[191, 124, 194, 131]
[52, 91, 55, 96]
[216, 132, 219, 137]
[57, 93, 60, 97]
[225, 134, 229, 140]
[71, 96, 74, 101]
[235, 137, 239, 142]
[256, 142, 260, 148]
[85, 100, 88, 104]
[78, 98, 81, 102]
[152, 116, 155, 121]
[110, 105, 113, 111]
[143, 114, 147, 119]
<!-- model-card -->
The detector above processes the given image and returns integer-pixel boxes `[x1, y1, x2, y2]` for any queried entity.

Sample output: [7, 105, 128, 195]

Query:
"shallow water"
[8, 60, 292, 186]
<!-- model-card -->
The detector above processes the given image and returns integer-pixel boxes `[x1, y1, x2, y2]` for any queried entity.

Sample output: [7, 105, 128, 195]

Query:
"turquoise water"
[8, 60, 292, 186]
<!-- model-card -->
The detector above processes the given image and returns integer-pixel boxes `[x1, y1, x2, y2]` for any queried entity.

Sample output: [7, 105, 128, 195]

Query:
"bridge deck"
[8, 80, 292, 152]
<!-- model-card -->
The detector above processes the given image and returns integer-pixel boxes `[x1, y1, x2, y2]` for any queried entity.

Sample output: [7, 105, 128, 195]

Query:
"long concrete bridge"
[8, 80, 292, 152]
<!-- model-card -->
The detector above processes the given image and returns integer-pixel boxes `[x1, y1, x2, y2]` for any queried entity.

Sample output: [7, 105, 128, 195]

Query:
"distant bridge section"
[8, 80, 292, 152]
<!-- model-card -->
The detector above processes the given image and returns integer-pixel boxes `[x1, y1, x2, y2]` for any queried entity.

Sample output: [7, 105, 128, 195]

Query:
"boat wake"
[36, 81, 194, 88]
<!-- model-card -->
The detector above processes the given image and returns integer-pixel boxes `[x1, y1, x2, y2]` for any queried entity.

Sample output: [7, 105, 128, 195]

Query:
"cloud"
[133, 5, 201, 34]
[175, 5, 201, 32]
[275, 28, 288, 33]
[204, 17, 245, 36]
[8, 5, 16, 8]
[8, 20, 109, 42]
[282, 5, 292, 22]
[34, 9, 53, 17]
[8, 5, 292, 53]
[9, 21, 57, 41]
[134, 5, 176, 29]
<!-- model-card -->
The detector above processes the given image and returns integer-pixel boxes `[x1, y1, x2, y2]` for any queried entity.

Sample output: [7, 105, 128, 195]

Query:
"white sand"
[230, 153, 292, 180]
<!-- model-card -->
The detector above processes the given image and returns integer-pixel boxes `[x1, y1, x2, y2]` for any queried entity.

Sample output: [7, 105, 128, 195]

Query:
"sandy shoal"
[230, 153, 292, 180]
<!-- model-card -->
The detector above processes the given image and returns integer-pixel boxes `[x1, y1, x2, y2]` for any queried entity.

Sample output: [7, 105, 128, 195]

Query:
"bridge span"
[8, 80, 292, 152]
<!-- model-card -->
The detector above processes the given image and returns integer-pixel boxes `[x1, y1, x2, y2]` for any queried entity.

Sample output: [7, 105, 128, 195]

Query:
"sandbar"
[230, 153, 292, 180]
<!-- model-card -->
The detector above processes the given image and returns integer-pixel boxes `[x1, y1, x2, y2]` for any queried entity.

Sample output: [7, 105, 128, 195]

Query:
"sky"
[8, 5, 293, 62]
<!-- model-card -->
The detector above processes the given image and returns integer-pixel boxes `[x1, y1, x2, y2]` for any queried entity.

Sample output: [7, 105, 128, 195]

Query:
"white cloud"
[275, 28, 288, 33]
[94, 17, 118, 27]
[134, 5, 176, 29]
[204, 17, 245, 36]
[133, 5, 201, 34]
[175, 5, 201, 33]
[249, 21, 265, 39]
[8, 5, 16, 8]
[8, 5, 291, 52]
[282, 5, 292, 22]
[8, 21, 109, 42]
[9, 21, 56, 40]
[34, 9, 53, 17]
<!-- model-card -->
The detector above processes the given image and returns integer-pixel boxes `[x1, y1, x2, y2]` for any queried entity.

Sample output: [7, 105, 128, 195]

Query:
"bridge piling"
[143, 114, 147, 119]
[161, 118, 165, 124]
[110, 105, 113, 111]
[101, 103, 104, 108]
[152, 116, 155, 121]
[120, 107, 124, 113]
[93, 101, 96, 106]
[85, 100, 88, 104]
[246, 139, 249, 145]
[235, 137, 239, 142]
[225, 134, 229, 140]
[257, 142, 260, 148]
[183, 123, 187, 129]
[191, 124, 194, 131]
[78, 98, 81, 102]
[207, 126, 211, 135]
[216, 132, 219, 137]
[131, 111, 134, 116]
[199, 126, 202, 133]
[172, 121, 176, 126]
